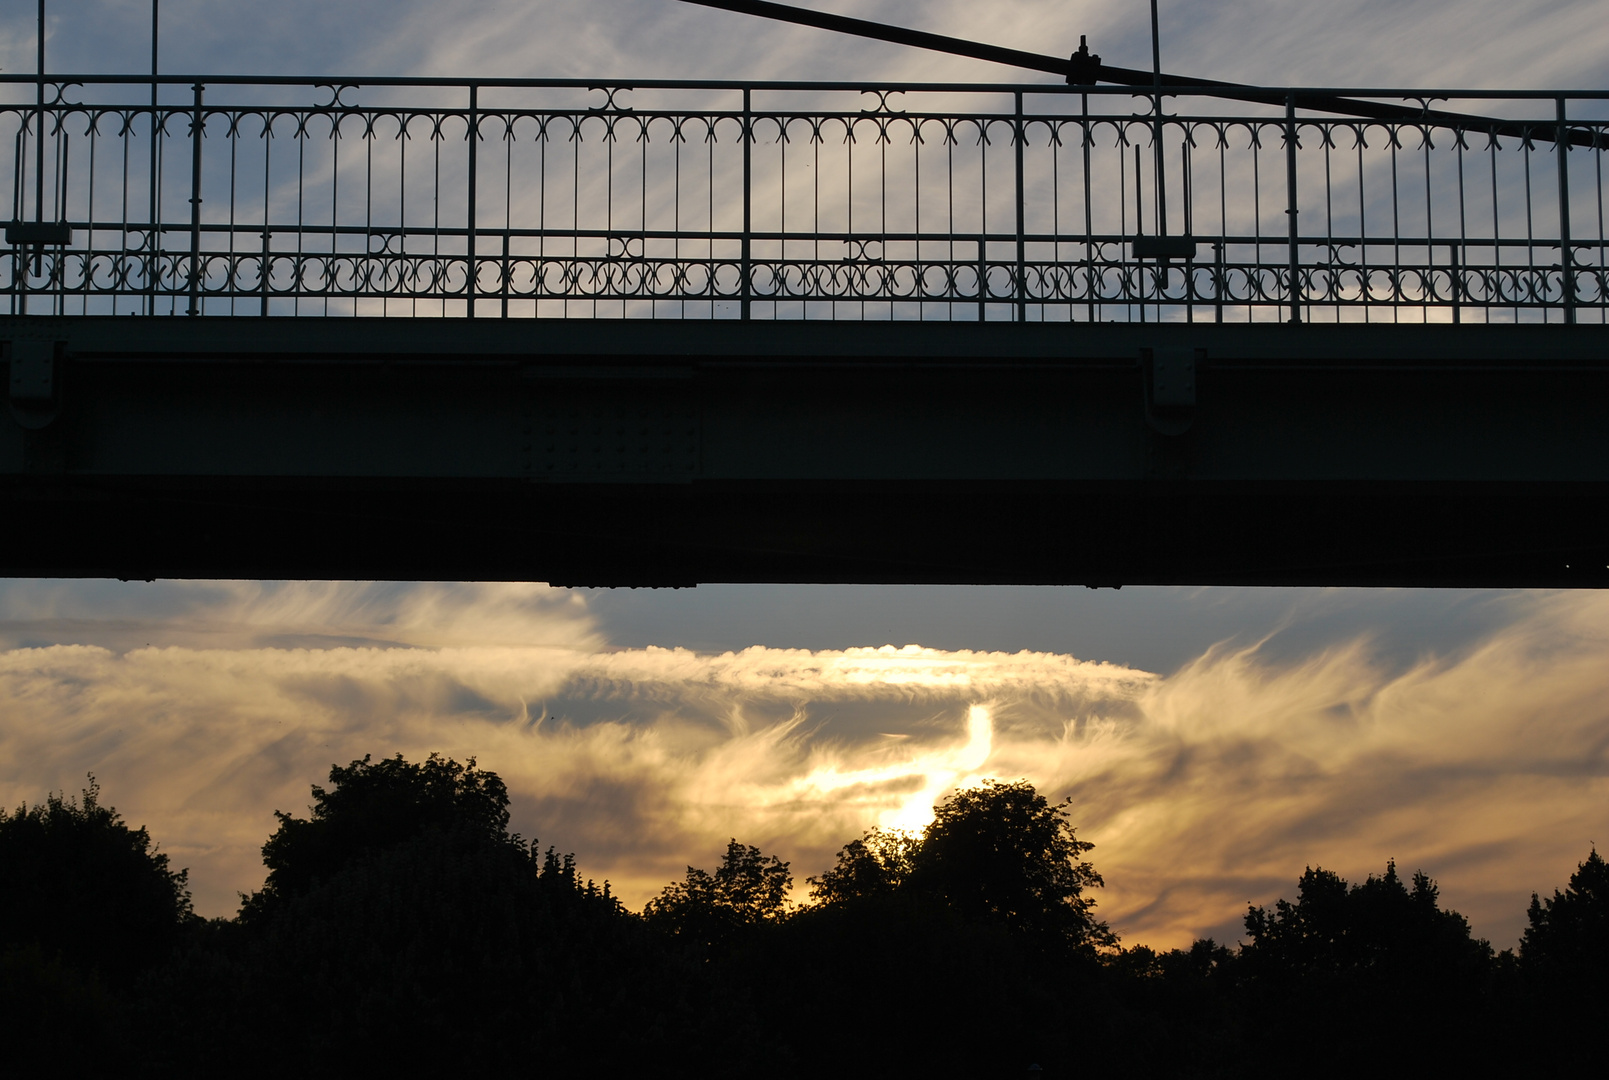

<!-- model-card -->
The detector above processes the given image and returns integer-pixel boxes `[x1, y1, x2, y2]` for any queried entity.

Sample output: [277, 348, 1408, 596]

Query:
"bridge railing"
[3, 76, 1606, 323]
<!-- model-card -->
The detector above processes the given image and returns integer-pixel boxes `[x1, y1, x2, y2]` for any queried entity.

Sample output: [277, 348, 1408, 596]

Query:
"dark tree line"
[2, 755, 1605, 1077]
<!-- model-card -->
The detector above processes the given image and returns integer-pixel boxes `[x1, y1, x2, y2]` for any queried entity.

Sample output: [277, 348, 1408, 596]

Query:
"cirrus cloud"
[1, 581, 1606, 952]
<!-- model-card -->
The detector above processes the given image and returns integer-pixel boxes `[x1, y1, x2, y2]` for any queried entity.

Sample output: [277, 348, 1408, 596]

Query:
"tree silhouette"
[0, 776, 193, 983]
[759, 782, 1117, 1077]
[0, 944, 127, 1072]
[1102, 939, 1243, 1075]
[23, 750, 1606, 1076]
[241, 752, 512, 919]
[1240, 861, 1493, 1072]
[1521, 846, 1608, 974]
[807, 827, 917, 905]
[909, 779, 1115, 950]
[1243, 861, 1490, 978]
[644, 839, 792, 949]
[147, 753, 667, 1075]
[244, 826, 640, 1072]
[636, 840, 800, 1075]
[0, 777, 195, 1071]
[1515, 847, 1609, 1068]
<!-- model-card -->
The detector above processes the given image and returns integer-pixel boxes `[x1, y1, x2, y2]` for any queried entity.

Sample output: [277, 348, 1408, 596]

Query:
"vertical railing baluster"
[187, 82, 203, 315]
[1597, 121, 1607, 325]
[1557, 96, 1575, 325]
[11, 130, 20, 225]
[741, 87, 752, 321]
[24, 1, 45, 314]
[225, 107, 237, 317]
[56, 129, 68, 316]
[149, 0, 158, 313]
[1183, 134, 1194, 324]
[975, 121, 983, 323]
[1285, 92, 1301, 323]
[1135, 143, 1145, 324]
[467, 83, 479, 319]
[261, 107, 272, 317]
[1454, 132, 1467, 325]
[148, 51, 159, 314]
[11, 129, 22, 314]
[1014, 91, 1026, 322]
[34, 0, 45, 231]
[1488, 128, 1500, 326]
[503, 118, 513, 320]
[1081, 93, 1094, 323]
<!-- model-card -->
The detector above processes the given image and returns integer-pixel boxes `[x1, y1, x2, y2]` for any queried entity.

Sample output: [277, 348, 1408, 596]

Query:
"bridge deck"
[3, 316, 1606, 586]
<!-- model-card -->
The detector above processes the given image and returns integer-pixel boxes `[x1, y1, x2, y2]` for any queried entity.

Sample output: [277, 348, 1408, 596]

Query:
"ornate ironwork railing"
[4, 75, 1607, 322]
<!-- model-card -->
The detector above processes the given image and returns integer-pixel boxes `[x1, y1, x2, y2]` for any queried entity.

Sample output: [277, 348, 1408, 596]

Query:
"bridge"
[3, 71, 1607, 585]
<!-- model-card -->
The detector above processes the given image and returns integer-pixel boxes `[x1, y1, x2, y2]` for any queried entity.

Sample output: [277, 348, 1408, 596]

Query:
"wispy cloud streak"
[0, 582, 1605, 950]
[6, 2, 1604, 88]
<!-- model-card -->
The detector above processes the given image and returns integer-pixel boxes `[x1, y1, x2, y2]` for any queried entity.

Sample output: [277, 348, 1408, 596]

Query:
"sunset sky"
[2, 1, 1607, 952]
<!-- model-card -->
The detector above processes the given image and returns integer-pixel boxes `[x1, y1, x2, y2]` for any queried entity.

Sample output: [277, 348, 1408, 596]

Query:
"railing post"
[148, 44, 159, 315]
[741, 87, 752, 321]
[34, 0, 45, 234]
[1135, 143, 1145, 325]
[186, 82, 203, 316]
[466, 83, 479, 319]
[1014, 91, 1026, 322]
[1285, 92, 1301, 323]
[1556, 96, 1576, 325]
[17, 123, 31, 313]
[22, 0, 44, 314]
[53, 133, 68, 316]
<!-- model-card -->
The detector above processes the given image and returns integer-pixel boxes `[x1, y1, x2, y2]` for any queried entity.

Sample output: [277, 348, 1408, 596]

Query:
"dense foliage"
[0, 777, 193, 981]
[644, 839, 793, 950]
[1237, 862, 1497, 1072]
[910, 778, 1115, 950]
[0, 777, 195, 1071]
[242, 752, 513, 919]
[2, 757, 1604, 1077]
[1514, 846, 1609, 1069]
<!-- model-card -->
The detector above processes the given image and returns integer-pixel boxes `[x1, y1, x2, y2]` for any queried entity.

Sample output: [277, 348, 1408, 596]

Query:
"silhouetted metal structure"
[4, 76, 1605, 322]
[2, 12, 1607, 585]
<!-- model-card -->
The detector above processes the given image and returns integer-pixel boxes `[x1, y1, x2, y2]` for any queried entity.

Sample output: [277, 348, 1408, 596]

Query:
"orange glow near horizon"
[1, 582, 1606, 951]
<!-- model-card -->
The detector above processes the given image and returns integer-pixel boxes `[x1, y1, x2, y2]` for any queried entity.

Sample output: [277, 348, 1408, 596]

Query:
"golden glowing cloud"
[0, 583, 1605, 951]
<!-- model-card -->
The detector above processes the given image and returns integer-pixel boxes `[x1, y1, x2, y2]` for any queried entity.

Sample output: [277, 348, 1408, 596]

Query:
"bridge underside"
[2, 317, 1606, 587]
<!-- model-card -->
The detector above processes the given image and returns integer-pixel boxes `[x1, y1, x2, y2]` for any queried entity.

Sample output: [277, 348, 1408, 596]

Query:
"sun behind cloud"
[1, 582, 1606, 951]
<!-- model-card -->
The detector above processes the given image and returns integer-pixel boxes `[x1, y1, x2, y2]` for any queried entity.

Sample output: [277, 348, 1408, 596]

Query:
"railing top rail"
[2, 73, 1609, 102]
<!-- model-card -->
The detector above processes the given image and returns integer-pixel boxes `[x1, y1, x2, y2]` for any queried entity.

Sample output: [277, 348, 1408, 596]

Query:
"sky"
[2, 579, 1606, 951]
[2, 0, 1606, 89]
[1, 1, 1607, 951]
